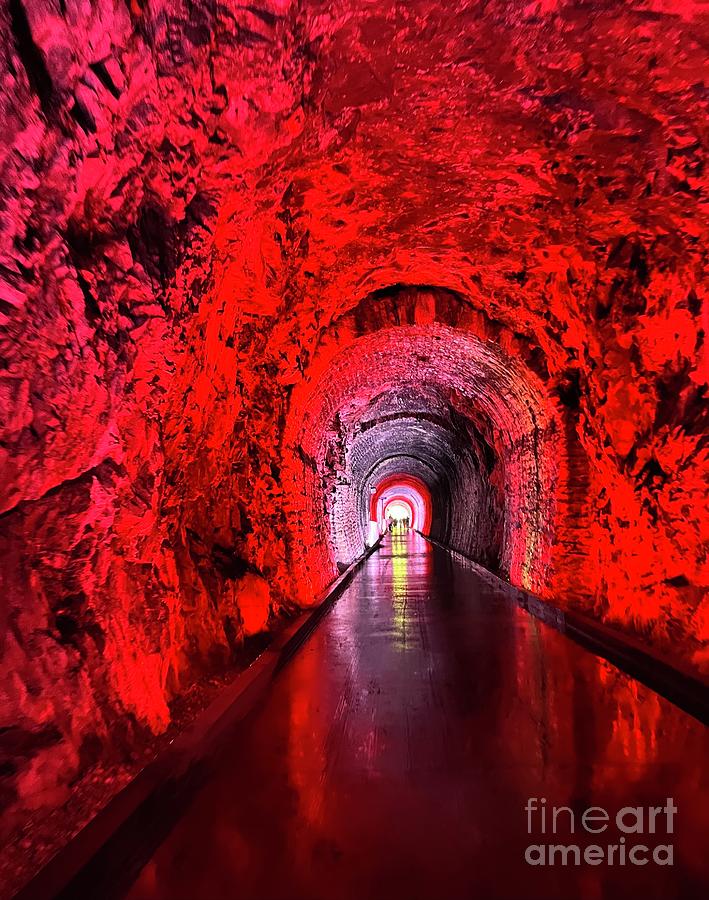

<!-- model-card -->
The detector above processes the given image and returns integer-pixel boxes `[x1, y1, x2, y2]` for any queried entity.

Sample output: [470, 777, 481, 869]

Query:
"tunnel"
[0, 1, 708, 898]
[373, 476, 432, 537]
[281, 288, 557, 595]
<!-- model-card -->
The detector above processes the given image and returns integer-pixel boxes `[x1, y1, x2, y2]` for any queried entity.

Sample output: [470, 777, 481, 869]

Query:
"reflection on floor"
[114, 533, 709, 900]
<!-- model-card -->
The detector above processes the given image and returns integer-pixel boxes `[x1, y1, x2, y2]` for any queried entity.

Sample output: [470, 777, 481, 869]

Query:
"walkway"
[107, 533, 708, 899]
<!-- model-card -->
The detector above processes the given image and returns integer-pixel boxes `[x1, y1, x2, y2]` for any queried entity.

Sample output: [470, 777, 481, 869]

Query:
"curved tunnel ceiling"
[284, 317, 557, 596]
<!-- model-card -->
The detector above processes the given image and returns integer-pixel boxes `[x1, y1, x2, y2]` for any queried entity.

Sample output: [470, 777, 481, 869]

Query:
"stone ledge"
[423, 535, 709, 727]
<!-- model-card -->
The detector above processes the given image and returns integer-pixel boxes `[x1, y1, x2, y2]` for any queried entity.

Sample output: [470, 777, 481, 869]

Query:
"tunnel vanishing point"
[0, 1, 708, 898]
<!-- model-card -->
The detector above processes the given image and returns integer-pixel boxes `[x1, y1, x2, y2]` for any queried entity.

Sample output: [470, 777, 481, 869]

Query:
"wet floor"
[118, 533, 708, 900]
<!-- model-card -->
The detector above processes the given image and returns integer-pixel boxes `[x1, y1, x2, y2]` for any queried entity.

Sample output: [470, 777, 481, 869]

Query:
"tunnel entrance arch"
[383, 499, 412, 528]
[281, 286, 567, 603]
[368, 474, 432, 544]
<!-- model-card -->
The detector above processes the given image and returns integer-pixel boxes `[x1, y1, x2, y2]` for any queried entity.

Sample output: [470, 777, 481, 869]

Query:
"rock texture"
[0, 0, 707, 873]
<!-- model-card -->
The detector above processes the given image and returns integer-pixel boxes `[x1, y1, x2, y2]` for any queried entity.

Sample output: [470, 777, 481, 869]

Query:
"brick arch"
[281, 287, 570, 604]
[372, 475, 433, 535]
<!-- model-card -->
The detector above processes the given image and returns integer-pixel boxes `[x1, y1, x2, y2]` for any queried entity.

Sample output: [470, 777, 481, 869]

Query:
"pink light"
[371, 474, 432, 534]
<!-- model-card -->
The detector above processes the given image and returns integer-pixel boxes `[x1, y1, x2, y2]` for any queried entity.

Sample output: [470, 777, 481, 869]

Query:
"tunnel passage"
[381, 499, 413, 529]
[282, 288, 563, 603]
[348, 407, 501, 563]
[1, 0, 708, 884]
[370, 474, 433, 540]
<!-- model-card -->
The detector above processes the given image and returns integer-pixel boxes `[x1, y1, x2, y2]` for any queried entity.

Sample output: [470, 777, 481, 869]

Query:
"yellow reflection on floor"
[390, 531, 409, 645]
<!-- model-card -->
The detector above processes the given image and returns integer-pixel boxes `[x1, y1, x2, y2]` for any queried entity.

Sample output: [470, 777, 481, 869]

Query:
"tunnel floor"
[109, 533, 709, 900]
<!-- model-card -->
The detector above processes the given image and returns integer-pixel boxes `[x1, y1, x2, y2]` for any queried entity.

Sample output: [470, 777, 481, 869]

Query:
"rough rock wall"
[1, 0, 708, 849]
[0, 0, 304, 839]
